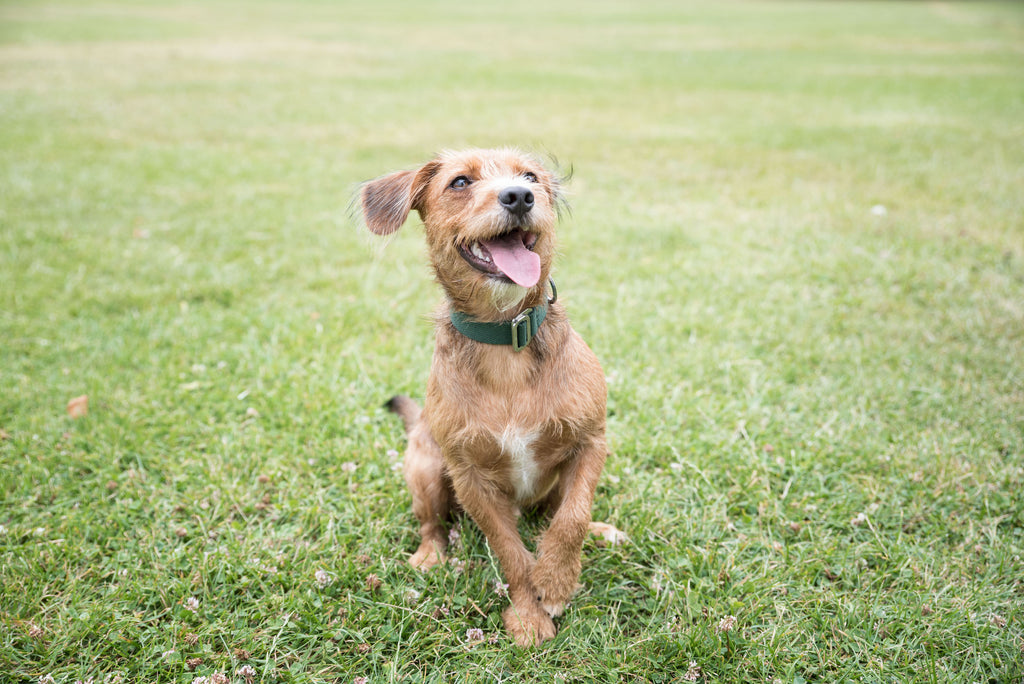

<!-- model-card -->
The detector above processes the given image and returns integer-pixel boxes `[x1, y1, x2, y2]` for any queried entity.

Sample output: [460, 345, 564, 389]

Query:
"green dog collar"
[450, 305, 547, 352]
[449, 280, 556, 352]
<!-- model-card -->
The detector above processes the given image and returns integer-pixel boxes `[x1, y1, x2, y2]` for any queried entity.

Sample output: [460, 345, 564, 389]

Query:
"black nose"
[498, 186, 534, 216]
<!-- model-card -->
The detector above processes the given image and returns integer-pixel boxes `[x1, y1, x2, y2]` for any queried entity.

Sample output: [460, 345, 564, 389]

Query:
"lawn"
[1, 1, 1022, 682]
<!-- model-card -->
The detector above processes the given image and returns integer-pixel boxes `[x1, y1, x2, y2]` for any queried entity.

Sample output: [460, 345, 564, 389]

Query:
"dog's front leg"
[532, 437, 607, 619]
[449, 463, 557, 647]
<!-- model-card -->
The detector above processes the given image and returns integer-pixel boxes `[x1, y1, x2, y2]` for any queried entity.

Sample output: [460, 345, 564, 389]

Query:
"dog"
[359, 148, 624, 646]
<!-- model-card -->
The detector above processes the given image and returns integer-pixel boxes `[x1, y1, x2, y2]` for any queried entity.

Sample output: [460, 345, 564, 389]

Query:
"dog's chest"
[495, 426, 543, 501]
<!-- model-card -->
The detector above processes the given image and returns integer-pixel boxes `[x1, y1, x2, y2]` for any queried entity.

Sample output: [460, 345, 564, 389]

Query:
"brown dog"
[359, 148, 624, 646]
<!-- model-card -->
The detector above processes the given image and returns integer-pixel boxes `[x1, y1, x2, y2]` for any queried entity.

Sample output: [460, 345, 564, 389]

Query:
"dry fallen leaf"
[66, 395, 88, 419]
[0, 428, 10, 440]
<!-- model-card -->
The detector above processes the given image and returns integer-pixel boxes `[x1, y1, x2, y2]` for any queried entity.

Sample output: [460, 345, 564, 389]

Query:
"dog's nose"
[498, 186, 534, 216]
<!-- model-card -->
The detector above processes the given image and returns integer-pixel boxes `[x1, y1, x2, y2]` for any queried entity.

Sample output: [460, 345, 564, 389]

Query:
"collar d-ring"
[547, 278, 557, 305]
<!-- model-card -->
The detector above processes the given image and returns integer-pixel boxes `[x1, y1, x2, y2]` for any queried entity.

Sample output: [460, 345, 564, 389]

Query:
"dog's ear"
[360, 161, 440, 236]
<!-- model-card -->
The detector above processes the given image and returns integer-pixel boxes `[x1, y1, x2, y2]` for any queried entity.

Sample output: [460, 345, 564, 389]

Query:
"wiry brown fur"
[360, 148, 624, 647]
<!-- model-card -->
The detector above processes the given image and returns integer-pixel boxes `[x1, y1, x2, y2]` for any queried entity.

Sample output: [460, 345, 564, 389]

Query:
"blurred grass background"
[1, 1, 1022, 682]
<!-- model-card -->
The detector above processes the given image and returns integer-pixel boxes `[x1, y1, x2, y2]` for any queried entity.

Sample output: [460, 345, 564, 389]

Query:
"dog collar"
[449, 280, 557, 352]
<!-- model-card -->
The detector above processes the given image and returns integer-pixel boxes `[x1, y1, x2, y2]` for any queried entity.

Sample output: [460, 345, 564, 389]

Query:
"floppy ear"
[359, 161, 440, 236]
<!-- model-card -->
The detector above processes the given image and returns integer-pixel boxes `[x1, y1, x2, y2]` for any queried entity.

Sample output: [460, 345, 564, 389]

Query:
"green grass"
[2, 0, 1023, 681]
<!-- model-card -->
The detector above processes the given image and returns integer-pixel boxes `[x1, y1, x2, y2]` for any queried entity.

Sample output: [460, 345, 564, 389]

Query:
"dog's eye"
[523, 172, 538, 183]
[449, 176, 472, 190]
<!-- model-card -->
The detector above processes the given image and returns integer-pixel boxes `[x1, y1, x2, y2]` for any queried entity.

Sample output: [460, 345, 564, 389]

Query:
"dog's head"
[359, 148, 565, 317]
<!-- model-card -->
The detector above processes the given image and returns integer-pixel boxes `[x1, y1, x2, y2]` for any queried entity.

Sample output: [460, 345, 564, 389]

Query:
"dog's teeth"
[470, 243, 489, 262]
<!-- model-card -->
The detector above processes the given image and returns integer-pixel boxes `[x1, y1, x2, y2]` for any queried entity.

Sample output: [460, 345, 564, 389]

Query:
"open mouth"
[457, 228, 541, 288]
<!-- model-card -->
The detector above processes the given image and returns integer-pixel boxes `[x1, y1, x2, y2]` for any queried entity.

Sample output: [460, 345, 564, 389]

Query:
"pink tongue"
[483, 233, 541, 288]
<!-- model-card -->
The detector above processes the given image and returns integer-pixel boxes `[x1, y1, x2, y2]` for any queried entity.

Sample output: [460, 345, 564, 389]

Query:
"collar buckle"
[510, 308, 535, 352]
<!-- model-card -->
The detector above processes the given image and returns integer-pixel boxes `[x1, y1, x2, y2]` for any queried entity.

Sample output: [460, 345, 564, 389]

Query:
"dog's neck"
[436, 301, 567, 388]
[449, 303, 547, 351]
[436, 279, 563, 357]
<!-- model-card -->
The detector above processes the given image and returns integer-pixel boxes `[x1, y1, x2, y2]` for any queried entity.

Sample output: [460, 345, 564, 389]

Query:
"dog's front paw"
[538, 597, 566, 619]
[531, 552, 581, 619]
[502, 602, 557, 647]
[534, 585, 578, 619]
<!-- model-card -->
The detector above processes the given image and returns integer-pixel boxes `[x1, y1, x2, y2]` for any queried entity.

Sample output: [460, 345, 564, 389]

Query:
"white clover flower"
[315, 569, 333, 588]
[716, 615, 737, 633]
[236, 665, 257, 683]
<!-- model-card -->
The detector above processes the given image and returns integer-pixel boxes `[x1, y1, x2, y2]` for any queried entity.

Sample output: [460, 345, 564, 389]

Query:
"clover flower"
[236, 665, 256, 683]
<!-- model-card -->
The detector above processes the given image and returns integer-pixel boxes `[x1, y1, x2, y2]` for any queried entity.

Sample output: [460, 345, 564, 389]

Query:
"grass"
[1, 0, 1023, 681]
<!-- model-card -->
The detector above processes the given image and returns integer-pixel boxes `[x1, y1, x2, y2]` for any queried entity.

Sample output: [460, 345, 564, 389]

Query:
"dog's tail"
[384, 395, 421, 434]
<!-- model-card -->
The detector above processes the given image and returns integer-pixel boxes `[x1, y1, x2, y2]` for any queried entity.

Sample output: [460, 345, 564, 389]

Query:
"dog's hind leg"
[587, 521, 628, 546]
[403, 421, 455, 569]
[387, 396, 454, 569]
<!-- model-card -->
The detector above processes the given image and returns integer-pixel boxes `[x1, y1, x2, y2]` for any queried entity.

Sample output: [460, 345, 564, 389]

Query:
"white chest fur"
[497, 426, 541, 501]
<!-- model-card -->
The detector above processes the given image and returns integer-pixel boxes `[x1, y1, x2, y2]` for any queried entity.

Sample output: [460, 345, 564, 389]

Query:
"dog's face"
[360, 148, 564, 315]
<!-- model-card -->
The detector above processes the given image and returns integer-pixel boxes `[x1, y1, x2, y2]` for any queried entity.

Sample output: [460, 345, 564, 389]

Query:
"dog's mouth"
[457, 228, 541, 288]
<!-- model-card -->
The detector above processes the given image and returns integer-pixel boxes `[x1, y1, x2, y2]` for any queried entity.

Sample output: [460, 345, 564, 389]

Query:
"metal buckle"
[510, 308, 534, 352]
